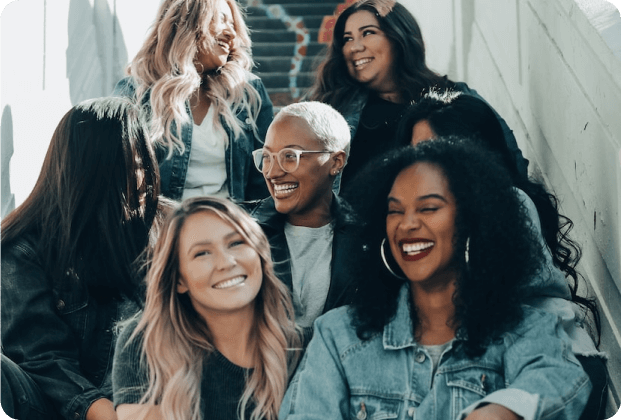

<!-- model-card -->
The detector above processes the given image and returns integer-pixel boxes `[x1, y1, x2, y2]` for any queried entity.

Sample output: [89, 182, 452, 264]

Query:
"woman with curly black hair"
[279, 140, 590, 420]
[393, 91, 607, 420]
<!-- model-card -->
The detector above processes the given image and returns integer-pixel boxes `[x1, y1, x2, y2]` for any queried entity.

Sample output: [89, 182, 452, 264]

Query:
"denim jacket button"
[245, 117, 251, 124]
[415, 352, 426, 363]
[73, 412, 80, 420]
[356, 402, 367, 420]
[408, 407, 416, 417]
[56, 300, 65, 311]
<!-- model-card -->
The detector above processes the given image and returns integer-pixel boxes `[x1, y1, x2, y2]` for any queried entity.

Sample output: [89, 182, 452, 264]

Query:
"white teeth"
[401, 242, 434, 255]
[217, 41, 229, 51]
[213, 276, 245, 289]
[272, 183, 298, 196]
[354, 58, 372, 67]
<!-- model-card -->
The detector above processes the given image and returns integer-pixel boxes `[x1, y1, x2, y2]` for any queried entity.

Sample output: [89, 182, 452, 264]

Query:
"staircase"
[244, 0, 341, 108]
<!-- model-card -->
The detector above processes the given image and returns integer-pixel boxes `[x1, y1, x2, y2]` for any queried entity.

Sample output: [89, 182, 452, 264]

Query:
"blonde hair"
[128, 0, 261, 156]
[126, 197, 300, 420]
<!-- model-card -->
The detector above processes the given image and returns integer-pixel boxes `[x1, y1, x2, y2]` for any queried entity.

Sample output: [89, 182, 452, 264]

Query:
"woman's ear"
[177, 278, 189, 294]
[330, 151, 347, 176]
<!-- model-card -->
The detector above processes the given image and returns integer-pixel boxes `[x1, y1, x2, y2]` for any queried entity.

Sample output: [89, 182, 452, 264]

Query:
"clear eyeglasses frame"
[251, 148, 331, 174]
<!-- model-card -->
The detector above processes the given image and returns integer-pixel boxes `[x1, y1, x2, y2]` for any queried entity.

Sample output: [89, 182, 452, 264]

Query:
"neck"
[410, 275, 457, 345]
[203, 306, 256, 368]
[287, 192, 333, 228]
[376, 89, 402, 104]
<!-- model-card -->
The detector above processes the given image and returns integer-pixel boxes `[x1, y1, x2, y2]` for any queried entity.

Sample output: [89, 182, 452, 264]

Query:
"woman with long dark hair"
[1, 97, 161, 420]
[280, 140, 590, 420]
[309, 0, 528, 191]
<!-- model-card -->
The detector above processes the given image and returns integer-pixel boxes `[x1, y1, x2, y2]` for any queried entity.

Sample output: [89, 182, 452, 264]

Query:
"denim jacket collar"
[383, 284, 417, 350]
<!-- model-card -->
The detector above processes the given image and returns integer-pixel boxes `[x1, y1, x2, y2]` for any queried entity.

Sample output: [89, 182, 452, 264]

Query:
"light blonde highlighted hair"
[128, 0, 261, 156]
[125, 197, 300, 420]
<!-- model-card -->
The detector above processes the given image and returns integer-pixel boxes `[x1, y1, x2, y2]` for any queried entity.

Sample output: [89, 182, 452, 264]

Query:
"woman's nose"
[215, 249, 236, 270]
[399, 211, 421, 231]
[349, 38, 364, 53]
[265, 158, 284, 179]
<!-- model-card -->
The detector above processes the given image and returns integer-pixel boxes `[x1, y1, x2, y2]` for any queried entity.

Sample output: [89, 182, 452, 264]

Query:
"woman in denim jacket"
[308, 0, 528, 193]
[1, 97, 162, 420]
[280, 140, 590, 420]
[113, 0, 272, 202]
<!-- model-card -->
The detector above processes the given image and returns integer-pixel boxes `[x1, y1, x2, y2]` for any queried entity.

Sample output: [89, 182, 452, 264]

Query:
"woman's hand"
[465, 403, 522, 420]
[86, 398, 117, 420]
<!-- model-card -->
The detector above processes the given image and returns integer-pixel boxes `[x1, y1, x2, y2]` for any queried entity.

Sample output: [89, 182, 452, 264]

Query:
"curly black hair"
[394, 91, 600, 344]
[344, 138, 544, 357]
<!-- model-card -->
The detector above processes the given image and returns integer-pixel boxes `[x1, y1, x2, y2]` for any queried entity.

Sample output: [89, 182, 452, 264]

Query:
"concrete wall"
[0, 0, 159, 213]
[401, 0, 621, 416]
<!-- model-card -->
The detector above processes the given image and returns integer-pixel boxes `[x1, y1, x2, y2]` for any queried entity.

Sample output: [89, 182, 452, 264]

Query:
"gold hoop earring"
[194, 62, 205, 74]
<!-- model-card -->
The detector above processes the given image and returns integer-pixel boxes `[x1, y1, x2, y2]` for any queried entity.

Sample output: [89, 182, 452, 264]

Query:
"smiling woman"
[245, 101, 361, 331]
[279, 139, 591, 420]
[112, 197, 300, 420]
[309, 0, 529, 193]
[113, 0, 273, 202]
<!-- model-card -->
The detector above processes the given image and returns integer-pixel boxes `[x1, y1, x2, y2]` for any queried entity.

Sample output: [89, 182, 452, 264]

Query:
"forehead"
[344, 10, 380, 31]
[179, 211, 237, 247]
[389, 162, 452, 199]
[264, 116, 322, 150]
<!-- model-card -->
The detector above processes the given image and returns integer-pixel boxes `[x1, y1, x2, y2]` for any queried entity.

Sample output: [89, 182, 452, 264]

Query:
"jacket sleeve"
[245, 76, 273, 200]
[111, 318, 149, 407]
[457, 309, 591, 420]
[279, 316, 350, 420]
[1, 241, 106, 420]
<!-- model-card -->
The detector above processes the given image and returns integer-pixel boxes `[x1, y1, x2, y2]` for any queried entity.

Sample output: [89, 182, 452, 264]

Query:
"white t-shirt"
[284, 222, 333, 328]
[182, 106, 228, 200]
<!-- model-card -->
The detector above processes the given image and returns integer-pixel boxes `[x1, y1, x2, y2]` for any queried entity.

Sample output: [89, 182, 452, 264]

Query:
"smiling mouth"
[272, 182, 298, 198]
[400, 240, 434, 261]
[213, 275, 246, 289]
[216, 40, 230, 53]
[354, 58, 373, 68]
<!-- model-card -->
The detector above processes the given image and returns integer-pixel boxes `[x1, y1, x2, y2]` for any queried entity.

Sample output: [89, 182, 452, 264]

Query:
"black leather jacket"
[246, 195, 361, 315]
[1, 234, 140, 420]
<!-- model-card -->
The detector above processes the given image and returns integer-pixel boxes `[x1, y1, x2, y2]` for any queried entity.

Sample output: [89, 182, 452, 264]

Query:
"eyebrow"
[187, 230, 240, 253]
[387, 194, 448, 204]
[343, 24, 381, 35]
[263, 145, 305, 151]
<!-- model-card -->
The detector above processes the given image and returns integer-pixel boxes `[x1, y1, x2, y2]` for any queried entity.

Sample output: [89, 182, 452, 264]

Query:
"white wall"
[0, 0, 160, 213]
[402, 0, 621, 416]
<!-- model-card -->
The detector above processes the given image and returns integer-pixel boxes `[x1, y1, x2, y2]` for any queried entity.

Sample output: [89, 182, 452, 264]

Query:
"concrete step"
[251, 28, 320, 43]
[256, 71, 316, 89]
[246, 4, 339, 17]
[254, 56, 321, 73]
[246, 15, 326, 29]
[253, 41, 327, 57]
[259, 0, 335, 4]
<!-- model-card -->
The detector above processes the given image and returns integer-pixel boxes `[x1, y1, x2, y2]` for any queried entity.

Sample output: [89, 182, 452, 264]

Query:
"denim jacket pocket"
[53, 288, 89, 340]
[445, 369, 502, 414]
[349, 395, 401, 420]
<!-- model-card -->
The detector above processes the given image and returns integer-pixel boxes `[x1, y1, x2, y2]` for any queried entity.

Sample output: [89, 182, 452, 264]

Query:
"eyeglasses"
[252, 148, 331, 174]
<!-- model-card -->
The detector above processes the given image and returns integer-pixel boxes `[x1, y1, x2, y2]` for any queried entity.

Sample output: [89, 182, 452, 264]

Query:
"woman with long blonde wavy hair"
[112, 197, 301, 420]
[113, 0, 273, 202]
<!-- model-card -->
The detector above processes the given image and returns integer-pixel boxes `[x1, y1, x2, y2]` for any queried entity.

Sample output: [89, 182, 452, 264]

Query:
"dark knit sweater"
[112, 317, 254, 420]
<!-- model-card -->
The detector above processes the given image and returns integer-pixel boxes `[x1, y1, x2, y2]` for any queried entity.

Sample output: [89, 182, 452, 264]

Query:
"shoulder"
[2, 233, 39, 261]
[112, 77, 137, 97]
[507, 305, 563, 340]
[313, 306, 358, 343]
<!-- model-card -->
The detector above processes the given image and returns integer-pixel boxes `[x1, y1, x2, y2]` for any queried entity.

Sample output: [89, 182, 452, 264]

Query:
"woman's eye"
[362, 29, 376, 36]
[230, 240, 245, 248]
[284, 153, 297, 160]
[387, 208, 403, 215]
[194, 250, 210, 258]
[420, 207, 438, 213]
[343, 36, 353, 43]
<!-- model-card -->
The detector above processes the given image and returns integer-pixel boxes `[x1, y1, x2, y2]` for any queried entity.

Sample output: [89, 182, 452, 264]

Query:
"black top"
[339, 94, 408, 192]
[112, 317, 254, 420]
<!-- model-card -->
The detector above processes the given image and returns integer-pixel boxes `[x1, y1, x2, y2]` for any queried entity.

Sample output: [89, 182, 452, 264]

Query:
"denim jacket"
[1, 234, 140, 420]
[280, 285, 591, 420]
[338, 81, 529, 180]
[113, 73, 272, 201]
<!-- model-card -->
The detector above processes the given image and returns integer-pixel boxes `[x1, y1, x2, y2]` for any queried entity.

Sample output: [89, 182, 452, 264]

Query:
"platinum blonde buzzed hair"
[274, 101, 351, 157]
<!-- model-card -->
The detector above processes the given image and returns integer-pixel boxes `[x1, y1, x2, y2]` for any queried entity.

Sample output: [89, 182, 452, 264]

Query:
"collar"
[382, 284, 417, 350]
[250, 194, 358, 230]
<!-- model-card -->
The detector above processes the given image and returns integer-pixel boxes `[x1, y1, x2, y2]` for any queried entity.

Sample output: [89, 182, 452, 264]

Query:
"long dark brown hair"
[1, 97, 160, 301]
[309, 0, 449, 110]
